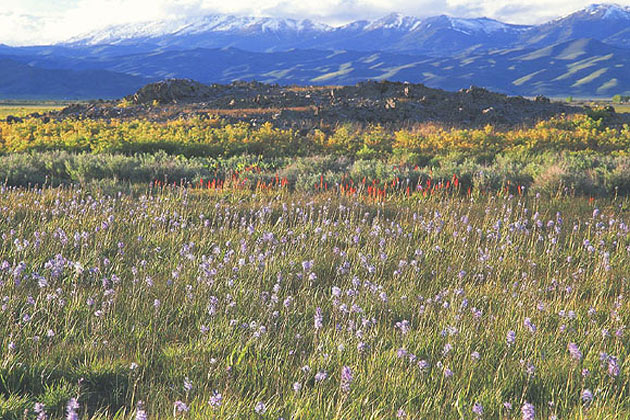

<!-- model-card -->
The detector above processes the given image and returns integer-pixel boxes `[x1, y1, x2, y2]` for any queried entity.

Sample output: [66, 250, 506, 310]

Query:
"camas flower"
[314, 307, 323, 330]
[524, 318, 537, 333]
[581, 389, 593, 405]
[209, 391, 222, 408]
[340, 366, 353, 393]
[608, 356, 620, 377]
[34, 402, 48, 420]
[174, 400, 189, 413]
[506, 330, 516, 346]
[135, 401, 147, 420]
[568, 343, 582, 361]
[254, 401, 266, 414]
[66, 398, 79, 420]
[183, 377, 193, 392]
[472, 402, 484, 416]
[315, 371, 328, 382]
[521, 402, 535, 420]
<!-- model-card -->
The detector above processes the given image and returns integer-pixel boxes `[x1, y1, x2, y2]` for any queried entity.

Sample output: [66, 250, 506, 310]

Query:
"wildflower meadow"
[1, 182, 629, 419]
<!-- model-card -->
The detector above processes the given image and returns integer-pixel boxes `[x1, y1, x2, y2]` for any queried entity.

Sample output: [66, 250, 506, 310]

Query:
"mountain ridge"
[62, 3, 628, 55]
[1, 3, 629, 98]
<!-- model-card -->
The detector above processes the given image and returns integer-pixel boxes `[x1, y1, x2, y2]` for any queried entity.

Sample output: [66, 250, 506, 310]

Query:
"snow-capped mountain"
[66, 5, 630, 55]
[446, 17, 527, 35]
[362, 13, 422, 31]
[581, 3, 630, 19]
[68, 15, 333, 46]
[65, 11, 534, 55]
[523, 3, 630, 49]
[1, 3, 630, 98]
[66, 15, 335, 53]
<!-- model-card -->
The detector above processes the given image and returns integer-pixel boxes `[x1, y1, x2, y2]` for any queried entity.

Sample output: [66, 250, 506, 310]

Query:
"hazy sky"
[2, 0, 630, 46]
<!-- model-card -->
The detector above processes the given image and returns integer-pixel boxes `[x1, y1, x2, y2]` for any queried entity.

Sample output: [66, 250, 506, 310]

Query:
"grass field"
[0, 101, 75, 119]
[0, 99, 629, 419]
[613, 104, 630, 114]
[0, 185, 629, 419]
[563, 99, 630, 114]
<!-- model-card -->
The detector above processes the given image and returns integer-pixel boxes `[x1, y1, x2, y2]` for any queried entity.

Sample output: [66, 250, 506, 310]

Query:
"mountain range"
[1, 3, 630, 99]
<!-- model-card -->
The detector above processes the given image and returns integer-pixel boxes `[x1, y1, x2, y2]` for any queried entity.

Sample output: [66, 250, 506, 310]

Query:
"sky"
[1, 0, 630, 46]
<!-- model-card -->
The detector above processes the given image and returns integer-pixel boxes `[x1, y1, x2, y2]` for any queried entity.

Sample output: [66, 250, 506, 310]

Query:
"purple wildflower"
[395, 320, 410, 334]
[135, 401, 147, 420]
[183, 377, 193, 392]
[254, 401, 266, 415]
[581, 389, 593, 405]
[506, 330, 516, 346]
[526, 361, 536, 376]
[314, 307, 323, 330]
[568, 343, 582, 361]
[174, 400, 189, 413]
[340, 366, 353, 393]
[315, 370, 328, 382]
[524, 318, 537, 333]
[472, 402, 484, 416]
[442, 343, 453, 356]
[34, 402, 48, 420]
[608, 356, 620, 377]
[521, 402, 535, 420]
[209, 391, 222, 408]
[66, 398, 79, 420]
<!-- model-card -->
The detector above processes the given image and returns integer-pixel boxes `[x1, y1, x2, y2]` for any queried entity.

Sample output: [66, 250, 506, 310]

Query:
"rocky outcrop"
[127, 79, 216, 104]
[40, 78, 625, 129]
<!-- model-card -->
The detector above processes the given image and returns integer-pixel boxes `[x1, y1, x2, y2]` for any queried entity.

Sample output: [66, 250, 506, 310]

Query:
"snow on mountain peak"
[64, 5, 629, 48]
[68, 15, 333, 45]
[447, 17, 526, 34]
[580, 3, 630, 18]
[365, 13, 422, 31]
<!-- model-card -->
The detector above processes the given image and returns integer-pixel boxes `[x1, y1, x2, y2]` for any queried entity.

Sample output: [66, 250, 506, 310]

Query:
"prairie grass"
[0, 185, 629, 419]
[0, 104, 66, 119]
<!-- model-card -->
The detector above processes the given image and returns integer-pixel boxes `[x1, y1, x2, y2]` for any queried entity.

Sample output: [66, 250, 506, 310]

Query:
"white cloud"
[1, 0, 630, 45]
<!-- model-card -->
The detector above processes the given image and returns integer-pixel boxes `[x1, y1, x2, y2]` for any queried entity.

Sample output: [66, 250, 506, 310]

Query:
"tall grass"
[0, 185, 629, 418]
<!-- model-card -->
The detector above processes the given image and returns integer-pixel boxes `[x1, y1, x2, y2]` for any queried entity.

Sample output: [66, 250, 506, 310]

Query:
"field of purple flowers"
[0, 185, 629, 419]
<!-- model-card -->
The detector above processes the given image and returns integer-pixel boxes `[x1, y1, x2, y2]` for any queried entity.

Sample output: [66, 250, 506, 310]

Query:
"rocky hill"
[36, 79, 595, 131]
